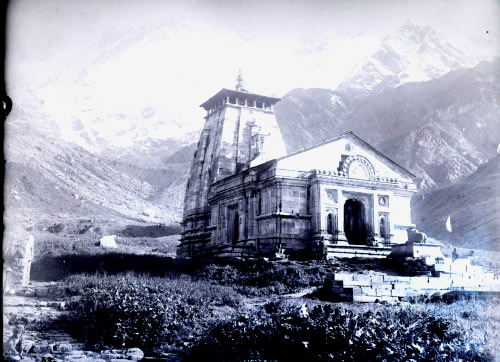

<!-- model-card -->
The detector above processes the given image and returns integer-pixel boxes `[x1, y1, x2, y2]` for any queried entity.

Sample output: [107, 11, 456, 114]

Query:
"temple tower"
[183, 72, 286, 216]
[181, 73, 286, 252]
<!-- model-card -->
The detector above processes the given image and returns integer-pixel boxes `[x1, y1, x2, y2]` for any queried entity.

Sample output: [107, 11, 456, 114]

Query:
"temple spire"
[235, 69, 247, 92]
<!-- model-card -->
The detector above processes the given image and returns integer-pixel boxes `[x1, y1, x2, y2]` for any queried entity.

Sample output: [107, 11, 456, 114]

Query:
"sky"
[5, 0, 499, 146]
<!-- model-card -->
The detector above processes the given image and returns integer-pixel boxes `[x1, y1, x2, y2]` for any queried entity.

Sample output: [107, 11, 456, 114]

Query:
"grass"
[33, 231, 180, 260]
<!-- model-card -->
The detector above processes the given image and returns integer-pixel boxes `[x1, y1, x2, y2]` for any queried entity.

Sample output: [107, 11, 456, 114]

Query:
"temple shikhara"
[178, 73, 418, 259]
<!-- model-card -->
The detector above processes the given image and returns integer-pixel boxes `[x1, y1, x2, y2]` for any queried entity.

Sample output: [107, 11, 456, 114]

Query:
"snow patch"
[330, 94, 345, 107]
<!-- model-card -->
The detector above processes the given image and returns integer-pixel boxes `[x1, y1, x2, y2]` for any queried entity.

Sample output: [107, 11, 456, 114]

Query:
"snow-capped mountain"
[338, 22, 476, 93]
[276, 59, 499, 189]
[9, 22, 204, 162]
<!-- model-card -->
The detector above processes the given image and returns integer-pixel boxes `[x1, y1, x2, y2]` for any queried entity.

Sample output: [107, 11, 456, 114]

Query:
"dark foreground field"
[15, 233, 500, 360]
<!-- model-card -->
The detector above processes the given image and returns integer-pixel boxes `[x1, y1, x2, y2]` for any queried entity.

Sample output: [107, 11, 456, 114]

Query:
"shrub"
[187, 301, 494, 361]
[195, 259, 333, 296]
[63, 273, 242, 354]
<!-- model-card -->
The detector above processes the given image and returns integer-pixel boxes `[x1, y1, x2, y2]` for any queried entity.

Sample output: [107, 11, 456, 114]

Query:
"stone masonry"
[323, 257, 500, 303]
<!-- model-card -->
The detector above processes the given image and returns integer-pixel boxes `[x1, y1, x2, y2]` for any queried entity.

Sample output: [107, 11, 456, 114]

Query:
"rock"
[53, 343, 72, 353]
[100, 350, 122, 359]
[3, 324, 24, 360]
[125, 348, 144, 360]
[21, 339, 35, 354]
[99, 235, 118, 249]
[18, 288, 36, 297]
[35, 288, 51, 298]
[31, 343, 51, 354]
[3, 233, 35, 290]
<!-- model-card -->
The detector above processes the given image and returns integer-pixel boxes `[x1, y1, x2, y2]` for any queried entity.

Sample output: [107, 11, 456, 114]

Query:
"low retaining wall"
[323, 258, 500, 303]
[326, 244, 392, 259]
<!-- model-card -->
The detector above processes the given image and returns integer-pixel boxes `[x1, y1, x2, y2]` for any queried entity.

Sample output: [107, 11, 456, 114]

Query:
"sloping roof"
[200, 88, 281, 110]
[275, 131, 416, 178]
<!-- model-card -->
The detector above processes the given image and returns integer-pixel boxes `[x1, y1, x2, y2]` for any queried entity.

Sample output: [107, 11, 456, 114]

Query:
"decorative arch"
[342, 155, 375, 180]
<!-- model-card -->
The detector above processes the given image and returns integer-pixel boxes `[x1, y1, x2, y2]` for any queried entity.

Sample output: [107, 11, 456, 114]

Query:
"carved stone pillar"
[337, 191, 347, 241]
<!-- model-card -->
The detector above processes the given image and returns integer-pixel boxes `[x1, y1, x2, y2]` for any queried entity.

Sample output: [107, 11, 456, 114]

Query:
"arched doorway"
[344, 199, 368, 244]
[227, 206, 239, 245]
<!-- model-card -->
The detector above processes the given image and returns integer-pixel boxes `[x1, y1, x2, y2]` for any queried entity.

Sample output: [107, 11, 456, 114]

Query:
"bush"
[187, 301, 494, 361]
[195, 259, 333, 296]
[63, 273, 241, 354]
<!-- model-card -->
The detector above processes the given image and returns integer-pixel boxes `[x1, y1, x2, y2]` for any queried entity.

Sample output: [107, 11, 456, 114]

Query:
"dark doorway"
[227, 205, 239, 245]
[344, 199, 368, 244]
[379, 215, 387, 240]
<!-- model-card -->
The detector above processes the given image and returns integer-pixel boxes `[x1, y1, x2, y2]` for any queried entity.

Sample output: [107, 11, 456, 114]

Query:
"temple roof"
[276, 131, 417, 179]
[200, 88, 281, 110]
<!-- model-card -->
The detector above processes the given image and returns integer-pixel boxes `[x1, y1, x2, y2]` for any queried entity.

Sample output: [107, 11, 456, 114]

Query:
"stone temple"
[178, 75, 418, 259]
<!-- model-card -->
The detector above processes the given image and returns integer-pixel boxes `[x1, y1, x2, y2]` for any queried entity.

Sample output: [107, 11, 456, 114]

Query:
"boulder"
[99, 235, 118, 249]
[125, 348, 144, 360]
[3, 232, 35, 292]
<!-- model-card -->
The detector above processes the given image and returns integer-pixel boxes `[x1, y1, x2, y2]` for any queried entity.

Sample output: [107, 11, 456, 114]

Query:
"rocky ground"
[3, 283, 146, 361]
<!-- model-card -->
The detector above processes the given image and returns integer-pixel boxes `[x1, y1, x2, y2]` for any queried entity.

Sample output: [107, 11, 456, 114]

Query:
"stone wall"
[322, 257, 500, 303]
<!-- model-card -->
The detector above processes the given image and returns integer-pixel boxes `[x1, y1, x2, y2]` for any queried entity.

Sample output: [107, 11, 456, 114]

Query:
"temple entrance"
[344, 199, 368, 244]
[227, 206, 239, 245]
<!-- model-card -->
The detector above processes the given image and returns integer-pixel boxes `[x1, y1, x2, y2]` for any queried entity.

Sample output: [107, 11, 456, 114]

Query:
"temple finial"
[235, 69, 247, 92]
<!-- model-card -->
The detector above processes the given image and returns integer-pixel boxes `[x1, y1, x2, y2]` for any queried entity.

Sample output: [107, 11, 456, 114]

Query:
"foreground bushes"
[187, 302, 494, 361]
[62, 264, 497, 360]
[63, 274, 240, 354]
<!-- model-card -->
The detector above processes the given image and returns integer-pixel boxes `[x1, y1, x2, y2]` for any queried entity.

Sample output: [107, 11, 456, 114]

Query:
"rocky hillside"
[275, 59, 499, 188]
[4, 96, 182, 233]
[411, 155, 499, 251]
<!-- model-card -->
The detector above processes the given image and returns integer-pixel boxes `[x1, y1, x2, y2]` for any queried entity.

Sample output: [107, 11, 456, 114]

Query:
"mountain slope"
[275, 59, 500, 188]
[411, 155, 500, 251]
[4, 97, 181, 233]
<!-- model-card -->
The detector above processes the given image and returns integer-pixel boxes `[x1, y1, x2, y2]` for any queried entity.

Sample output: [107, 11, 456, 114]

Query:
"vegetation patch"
[187, 300, 495, 361]
[62, 273, 241, 355]
[59, 260, 499, 360]
[119, 223, 182, 238]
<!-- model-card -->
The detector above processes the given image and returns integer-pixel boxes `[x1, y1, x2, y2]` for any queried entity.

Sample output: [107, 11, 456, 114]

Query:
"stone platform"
[389, 242, 444, 259]
[322, 257, 500, 303]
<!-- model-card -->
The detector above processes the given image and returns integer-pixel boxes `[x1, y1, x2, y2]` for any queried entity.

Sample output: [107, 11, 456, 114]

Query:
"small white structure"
[99, 235, 118, 249]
